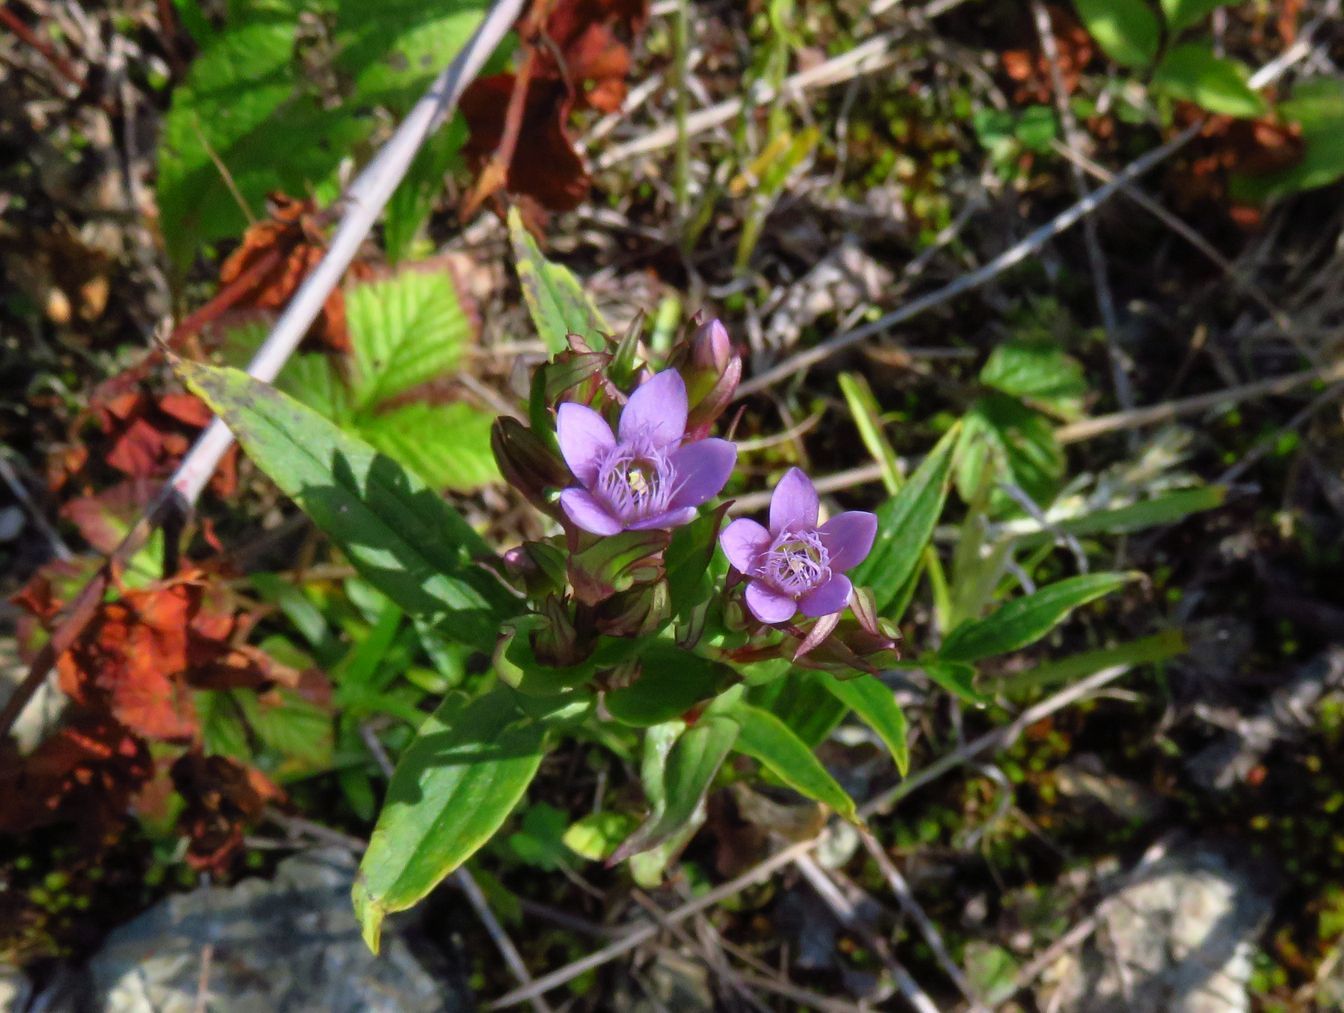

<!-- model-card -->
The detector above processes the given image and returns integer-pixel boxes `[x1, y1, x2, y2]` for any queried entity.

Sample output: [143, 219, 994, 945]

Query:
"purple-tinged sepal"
[672, 318, 742, 441]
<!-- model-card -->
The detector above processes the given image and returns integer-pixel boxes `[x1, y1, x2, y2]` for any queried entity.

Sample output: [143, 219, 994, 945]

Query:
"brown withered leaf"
[1001, 6, 1095, 106]
[14, 568, 280, 743]
[0, 715, 152, 838]
[48, 386, 238, 497]
[211, 193, 371, 353]
[459, 0, 649, 218]
[171, 751, 284, 874]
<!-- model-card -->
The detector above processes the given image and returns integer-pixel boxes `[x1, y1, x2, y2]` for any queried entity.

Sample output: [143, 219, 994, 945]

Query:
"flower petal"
[619, 369, 688, 447]
[720, 518, 770, 573]
[769, 467, 819, 534]
[627, 506, 697, 530]
[556, 403, 615, 486]
[668, 438, 736, 508]
[744, 580, 797, 624]
[560, 488, 623, 535]
[799, 574, 852, 618]
[818, 511, 878, 572]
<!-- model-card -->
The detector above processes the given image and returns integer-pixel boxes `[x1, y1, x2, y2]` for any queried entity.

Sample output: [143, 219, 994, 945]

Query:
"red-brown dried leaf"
[171, 751, 284, 874]
[49, 387, 238, 497]
[459, 0, 649, 216]
[1000, 7, 1094, 106]
[214, 193, 362, 353]
[0, 715, 152, 837]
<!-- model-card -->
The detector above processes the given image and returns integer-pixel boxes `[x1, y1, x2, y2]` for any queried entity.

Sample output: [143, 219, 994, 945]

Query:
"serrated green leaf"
[1159, 0, 1229, 34]
[729, 703, 858, 823]
[506, 802, 571, 871]
[817, 673, 909, 775]
[940, 572, 1135, 664]
[508, 206, 608, 354]
[851, 424, 960, 616]
[353, 688, 545, 952]
[234, 686, 334, 771]
[360, 402, 500, 492]
[1153, 44, 1267, 118]
[178, 360, 518, 652]
[334, 0, 488, 112]
[980, 340, 1086, 421]
[197, 690, 252, 762]
[347, 270, 476, 409]
[1073, 0, 1160, 68]
[156, 12, 365, 267]
[604, 643, 732, 727]
[611, 716, 737, 862]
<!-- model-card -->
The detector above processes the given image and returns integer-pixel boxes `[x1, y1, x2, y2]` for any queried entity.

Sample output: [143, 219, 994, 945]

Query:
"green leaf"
[360, 402, 500, 492]
[851, 424, 960, 615]
[384, 120, 466, 262]
[334, 0, 488, 113]
[611, 716, 738, 862]
[817, 673, 909, 775]
[919, 659, 988, 705]
[563, 811, 640, 862]
[1159, 0, 1229, 34]
[999, 628, 1187, 696]
[956, 394, 1064, 507]
[347, 270, 477, 410]
[604, 642, 733, 727]
[665, 510, 725, 620]
[178, 360, 517, 652]
[749, 671, 847, 747]
[1152, 44, 1267, 118]
[508, 206, 608, 354]
[730, 703, 859, 823]
[156, 10, 365, 267]
[980, 340, 1087, 422]
[1073, 0, 1160, 68]
[940, 572, 1135, 664]
[233, 686, 333, 772]
[353, 688, 545, 952]
[839, 372, 903, 495]
[506, 802, 572, 871]
[1017, 486, 1226, 543]
[1232, 79, 1344, 201]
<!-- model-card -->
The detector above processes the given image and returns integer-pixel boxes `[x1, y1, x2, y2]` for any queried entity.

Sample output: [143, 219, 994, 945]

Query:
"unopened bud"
[677, 318, 742, 440]
[491, 417, 571, 513]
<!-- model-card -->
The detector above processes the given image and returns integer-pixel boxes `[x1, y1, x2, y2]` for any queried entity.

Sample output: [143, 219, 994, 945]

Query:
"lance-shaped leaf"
[940, 572, 1136, 664]
[609, 716, 738, 863]
[509, 206, 608, 354]
[816, 673, 909, 775]
[729, 702, 859, 823]
[352, 688, 546, 952]
[179, 361, 518, 652]
[851, 424, 960, 616]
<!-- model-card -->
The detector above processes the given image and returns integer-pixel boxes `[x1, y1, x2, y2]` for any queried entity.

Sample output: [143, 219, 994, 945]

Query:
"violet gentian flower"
[720, 468, 877, 624]
[557, 369, 737, 535]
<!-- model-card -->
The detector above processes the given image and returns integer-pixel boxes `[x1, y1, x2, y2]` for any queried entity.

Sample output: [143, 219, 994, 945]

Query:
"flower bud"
[491, 417, 571, 513]
[675, 318, 742, 440]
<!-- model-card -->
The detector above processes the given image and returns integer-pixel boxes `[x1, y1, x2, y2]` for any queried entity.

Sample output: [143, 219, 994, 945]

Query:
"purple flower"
[556, 369, 737, 535]
[720, 468, 877, 624]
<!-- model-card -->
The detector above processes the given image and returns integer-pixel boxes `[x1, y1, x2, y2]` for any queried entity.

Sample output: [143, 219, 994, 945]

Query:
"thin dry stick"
[1049, 140, 1289, 328]
[489, 662, 1141, 1009]
[0, 0, 526, 741]
[1031, 0, 1133, 418]
[735, 124, 1202, 399]
[857, 825, 986, 1011]
[793, 851, 941, 1013]
[727, 356, 1344, 510]
[735, 14, 1334, 401]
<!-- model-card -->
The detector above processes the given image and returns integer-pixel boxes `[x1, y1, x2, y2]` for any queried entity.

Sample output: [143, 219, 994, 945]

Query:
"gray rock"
[0, 964, 32, 1013]
[1044, 839, 1279, 1013]
[87, 849, 469, 1013]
